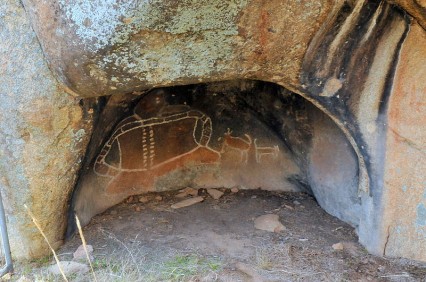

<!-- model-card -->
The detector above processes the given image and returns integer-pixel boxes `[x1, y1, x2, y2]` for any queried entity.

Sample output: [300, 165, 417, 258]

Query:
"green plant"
[32, 254, 53, 267]
[160, 254, 222, 281]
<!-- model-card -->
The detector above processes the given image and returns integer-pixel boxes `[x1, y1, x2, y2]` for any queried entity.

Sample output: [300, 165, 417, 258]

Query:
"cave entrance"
[68, 80, 361, 237]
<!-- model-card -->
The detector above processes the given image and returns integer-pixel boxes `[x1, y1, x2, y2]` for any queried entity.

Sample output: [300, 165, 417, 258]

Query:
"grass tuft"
[161, 254, 222, 282]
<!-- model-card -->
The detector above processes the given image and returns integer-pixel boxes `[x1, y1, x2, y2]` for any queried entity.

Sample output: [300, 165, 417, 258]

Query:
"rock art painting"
[71, 83, 302, 229]
[90, 88, 300, 196]
[94, 102, 221, 194]
[220, 129, 252, 165]
[254, 139, 280, 164]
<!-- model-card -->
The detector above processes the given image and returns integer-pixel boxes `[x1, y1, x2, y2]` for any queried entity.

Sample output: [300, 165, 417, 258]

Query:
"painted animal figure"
[254, 139, 279, 163]
[220, 128, 252, 164]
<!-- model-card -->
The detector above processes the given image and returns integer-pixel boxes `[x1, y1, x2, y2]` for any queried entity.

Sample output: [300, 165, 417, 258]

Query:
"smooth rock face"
[0, 0, 93, 259]
[308, 105, 361, 227]
[379, 22, 426, 261]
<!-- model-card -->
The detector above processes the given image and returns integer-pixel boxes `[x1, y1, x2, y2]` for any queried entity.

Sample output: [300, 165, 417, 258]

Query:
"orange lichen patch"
[106, 146, 220, 194]
[381, 22, 426, 260]
[252, 9, 269, 62]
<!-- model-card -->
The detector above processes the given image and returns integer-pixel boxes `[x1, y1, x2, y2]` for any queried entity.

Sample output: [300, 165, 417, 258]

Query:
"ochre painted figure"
[94, 91, 221, 194]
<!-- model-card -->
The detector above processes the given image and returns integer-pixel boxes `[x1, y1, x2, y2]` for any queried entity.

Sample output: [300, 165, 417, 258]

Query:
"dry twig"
[75, 215, 98, 282]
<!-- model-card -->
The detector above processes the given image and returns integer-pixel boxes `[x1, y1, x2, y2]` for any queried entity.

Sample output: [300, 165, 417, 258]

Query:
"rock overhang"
[0, 0, 424, 261]
[22, 0, 334, 97]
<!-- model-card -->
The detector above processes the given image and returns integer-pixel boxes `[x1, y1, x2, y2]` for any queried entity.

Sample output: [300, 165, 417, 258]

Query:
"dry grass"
[76, 250, 222, 281]
[24, 204, 68, 281]
[19, 227, 223, 282]
[251, 242, 329, 281]
[75, 216, 97, 281]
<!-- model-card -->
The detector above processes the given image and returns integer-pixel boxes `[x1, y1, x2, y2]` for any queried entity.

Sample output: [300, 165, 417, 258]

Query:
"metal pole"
[0, 190, 13, 277]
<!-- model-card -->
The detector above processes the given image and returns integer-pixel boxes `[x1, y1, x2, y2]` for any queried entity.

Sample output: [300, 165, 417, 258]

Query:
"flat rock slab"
[254, 214, 285, 233]
[207, 188, 224, 200]
[171, 196, 204, 209]
[48, 261, 89, 276]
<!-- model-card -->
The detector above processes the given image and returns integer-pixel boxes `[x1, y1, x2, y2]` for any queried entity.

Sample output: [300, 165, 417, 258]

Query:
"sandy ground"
[10, 189, 426, 281]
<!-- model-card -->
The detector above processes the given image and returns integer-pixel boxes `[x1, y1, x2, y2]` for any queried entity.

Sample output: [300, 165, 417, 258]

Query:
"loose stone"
[207, 188, 224, 200]
[139, 196, 150, 203]
[73, 244, 93, 261]
[332, 242, 344, 250]
[254, 214, 285, 233]
[171, 196, 204, 209]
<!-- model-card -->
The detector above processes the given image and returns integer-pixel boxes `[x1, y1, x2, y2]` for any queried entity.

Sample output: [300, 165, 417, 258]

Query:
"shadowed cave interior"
[67, 80, 361, 238]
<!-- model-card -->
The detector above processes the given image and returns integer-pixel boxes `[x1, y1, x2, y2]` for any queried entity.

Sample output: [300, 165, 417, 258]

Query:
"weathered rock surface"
[22, 0, 334, 98]
[389, 0, 426, 30]
[0, 0, 93, 260]
[0, 0, 424, 263]
[379, 22, 426, 261]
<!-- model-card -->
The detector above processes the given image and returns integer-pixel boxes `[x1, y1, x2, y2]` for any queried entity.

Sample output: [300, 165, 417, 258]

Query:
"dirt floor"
[10, 189, 426, 281]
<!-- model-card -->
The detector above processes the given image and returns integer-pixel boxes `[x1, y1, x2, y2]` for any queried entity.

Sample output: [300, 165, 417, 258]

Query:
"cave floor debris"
[13, 189, 426, 281]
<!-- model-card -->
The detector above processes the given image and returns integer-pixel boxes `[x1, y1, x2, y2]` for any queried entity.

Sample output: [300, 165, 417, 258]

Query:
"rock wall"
[69, 80, 362, 237]
[70, 82, 307, 229]
[308, 106, 361, 227]
[0, 1, 93, 259]
[0, 0, 424, 262]
[380, 22, 426, 260]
